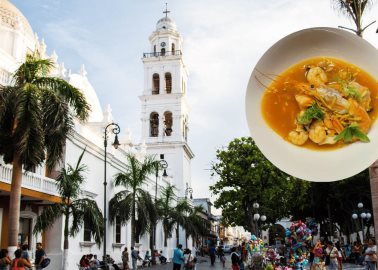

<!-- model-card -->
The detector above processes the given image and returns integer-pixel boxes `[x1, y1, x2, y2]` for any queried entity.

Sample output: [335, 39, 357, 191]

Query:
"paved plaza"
[130, 255, 366, 270]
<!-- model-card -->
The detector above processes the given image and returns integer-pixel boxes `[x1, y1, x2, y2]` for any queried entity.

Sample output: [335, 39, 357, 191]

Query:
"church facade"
[0, 0, 194, 269]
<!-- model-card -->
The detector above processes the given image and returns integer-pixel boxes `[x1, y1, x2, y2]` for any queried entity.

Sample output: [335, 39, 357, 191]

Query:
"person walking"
[131, 247, 142, 270]
[184, 249, 195, 270]
[209, 245, 216, 266]
[34, 242, 46, 270]
[20, 245, 30, 270]
[122, 247, 129, 270]
[364, 239, 377, 270]
[173, 244, 184, 270]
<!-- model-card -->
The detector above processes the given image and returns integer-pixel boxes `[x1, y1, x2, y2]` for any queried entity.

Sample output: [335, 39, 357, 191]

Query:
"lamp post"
[152, 155, 168, 251]
[103, 123, 120, 266]
[253, 202, 266, 238]
[352, 202, 372, 241]
[185, 182, 193, 199]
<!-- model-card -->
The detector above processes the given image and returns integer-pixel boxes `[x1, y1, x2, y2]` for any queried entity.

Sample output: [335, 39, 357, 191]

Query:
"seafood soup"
[261, 57, 378, 150]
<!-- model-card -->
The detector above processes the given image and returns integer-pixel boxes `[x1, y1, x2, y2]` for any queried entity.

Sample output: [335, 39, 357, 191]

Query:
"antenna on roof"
[163, 3, 170, 18]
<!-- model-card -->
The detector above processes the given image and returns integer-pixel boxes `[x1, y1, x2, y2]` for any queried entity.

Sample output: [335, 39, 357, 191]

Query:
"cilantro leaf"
[297, 103, 324, 125]
[345, 85, 361, 101]
[334, 123, 370, 143]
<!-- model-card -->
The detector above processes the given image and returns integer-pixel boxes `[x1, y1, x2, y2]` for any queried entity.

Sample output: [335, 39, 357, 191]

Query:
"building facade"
[0, 1, 193, 268]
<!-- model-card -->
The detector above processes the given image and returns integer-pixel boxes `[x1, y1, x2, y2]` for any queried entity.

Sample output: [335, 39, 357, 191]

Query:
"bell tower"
[139, 7, 193, 197]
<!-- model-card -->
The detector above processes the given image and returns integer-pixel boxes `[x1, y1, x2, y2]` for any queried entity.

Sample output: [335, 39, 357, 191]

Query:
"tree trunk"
[8, 156, 22, 254]
[164, 228, 168, 247]
[63, 208, 70, 270]
[176, 225, 179, 246]
[131, 199, 136, 247]
[369, 162, 378, 257]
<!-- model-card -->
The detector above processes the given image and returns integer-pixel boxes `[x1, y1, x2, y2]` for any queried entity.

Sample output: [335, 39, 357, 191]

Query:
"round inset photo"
[245, 27, 378, 182]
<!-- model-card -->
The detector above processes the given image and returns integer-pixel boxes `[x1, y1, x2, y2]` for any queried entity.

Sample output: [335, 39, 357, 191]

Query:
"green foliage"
[297, 103, 324, 125]
[33, 150, 104, 246]
[334, 123, 369, 143]
[210, 137, 310, 233]
[0, 52, 90, 171]
[109, 153, 158, 245]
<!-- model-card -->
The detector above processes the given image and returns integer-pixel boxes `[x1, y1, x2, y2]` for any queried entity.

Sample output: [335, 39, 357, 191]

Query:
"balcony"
[143, 50, 182, 58]
[0, 164, 59, 196]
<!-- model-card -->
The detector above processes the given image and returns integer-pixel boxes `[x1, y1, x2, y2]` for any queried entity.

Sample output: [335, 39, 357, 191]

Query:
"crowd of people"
[0, 242, 48, 270]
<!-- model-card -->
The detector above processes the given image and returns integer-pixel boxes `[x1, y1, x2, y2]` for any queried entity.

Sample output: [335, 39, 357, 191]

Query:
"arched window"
[150, 112, 159, 137]
[152, 73, 160, 94]
[171, 43, 175, 55]
[153, 45, 156, 56]
[165, 72, 172, 94]
[164, 111, 173, 136]
[161, 48, 165, 56]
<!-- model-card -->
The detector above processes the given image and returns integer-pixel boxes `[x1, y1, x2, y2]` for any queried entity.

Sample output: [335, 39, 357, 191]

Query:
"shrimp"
[295, 95, 314, 110]
[309, 120, 327, 144]
[348, 99, 371, 133]
[306, 67, 328, 87]
[288, 125, 308, 146]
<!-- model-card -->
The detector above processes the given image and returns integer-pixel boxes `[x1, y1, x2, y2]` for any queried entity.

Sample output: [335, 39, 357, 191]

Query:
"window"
[165, 73, 172, 94]
[150, 112, 159, 137]
[115, 217, 121, 243]
[153, 45, 157, 56]
[152, 73, 160, 94]
[161, 48, 165, 56]
[164, 111, 173, 136]
[171, 43, 175, 55]
[83, 220, 91, 241]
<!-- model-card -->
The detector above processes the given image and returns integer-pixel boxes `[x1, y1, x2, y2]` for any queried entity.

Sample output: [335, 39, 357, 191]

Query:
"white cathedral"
[0, 0, 195, 269]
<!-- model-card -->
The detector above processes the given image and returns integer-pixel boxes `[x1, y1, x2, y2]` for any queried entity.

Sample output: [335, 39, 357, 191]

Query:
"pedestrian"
[335, 242, 345, 270]
[231, 247, 240, 270]
[209, 245, 216, 266]
[122, 247, 129, 270]
[11, 249, 32, 270]
[131, 247, 142, 270]
[0, 249, 11, 270]
[34, 242, 46, 270]
[325, 241, 339, 270]
[364, 239, 377, 270]
[172, 244, 184, 270]
[184, 249, 195, 270]
[91, 255, 100, 270]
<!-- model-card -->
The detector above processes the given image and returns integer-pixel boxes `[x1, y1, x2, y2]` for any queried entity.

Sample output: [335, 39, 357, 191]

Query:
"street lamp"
[253, 202, 266, 238]
[153, 155, 168, 249]
[103, 123, 120, 266]
[185, 182, 193, 199]
[352, 202, 371, 241]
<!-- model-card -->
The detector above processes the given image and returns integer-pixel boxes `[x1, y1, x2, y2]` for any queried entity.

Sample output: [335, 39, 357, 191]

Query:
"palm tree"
[0, 52, 89, 250]
[33, 149, 103, 270]
[184, 205, 210, 247]
[331, 0, 376, 37]
[109, 153, 158, 247]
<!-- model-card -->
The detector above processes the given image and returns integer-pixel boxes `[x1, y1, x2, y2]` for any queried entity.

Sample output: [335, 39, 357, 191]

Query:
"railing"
[0, 164, 59, 196]
[143, 50, 182, 58]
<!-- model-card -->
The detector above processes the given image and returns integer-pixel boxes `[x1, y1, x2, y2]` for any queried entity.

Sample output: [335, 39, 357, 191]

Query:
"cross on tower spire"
[163, 3, 170, 18]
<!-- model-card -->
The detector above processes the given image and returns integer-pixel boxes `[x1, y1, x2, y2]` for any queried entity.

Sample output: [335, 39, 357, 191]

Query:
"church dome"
[156, 16, 177, 31]
[0, 0, 35, 41]
[68, 68, 103, 123]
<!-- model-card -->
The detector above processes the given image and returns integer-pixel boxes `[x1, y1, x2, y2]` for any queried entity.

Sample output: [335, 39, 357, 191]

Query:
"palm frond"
[33, 204, 64, 234]
[35, 77, 90, 121]
[71, 198, 104, 246]
[12, 53, 54, 85]
[14, 83, 45, 170]
[135, 188, 157, 235]
[56, 149, 87, 200]
[109, 190, 133, 224]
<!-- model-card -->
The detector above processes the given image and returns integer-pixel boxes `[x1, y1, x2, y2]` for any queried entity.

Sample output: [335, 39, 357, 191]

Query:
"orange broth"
[261, 57, 378, 150]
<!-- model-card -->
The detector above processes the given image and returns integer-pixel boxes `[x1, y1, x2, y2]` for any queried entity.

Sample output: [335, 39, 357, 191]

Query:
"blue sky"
[12, 0, 378, 201]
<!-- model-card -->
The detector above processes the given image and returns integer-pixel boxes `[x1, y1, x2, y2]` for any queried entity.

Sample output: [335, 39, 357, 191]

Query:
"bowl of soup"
[245, 27, 378, 182]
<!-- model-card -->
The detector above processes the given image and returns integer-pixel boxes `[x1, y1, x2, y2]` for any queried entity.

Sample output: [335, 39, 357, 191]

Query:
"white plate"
[245, 27, 378, 182]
